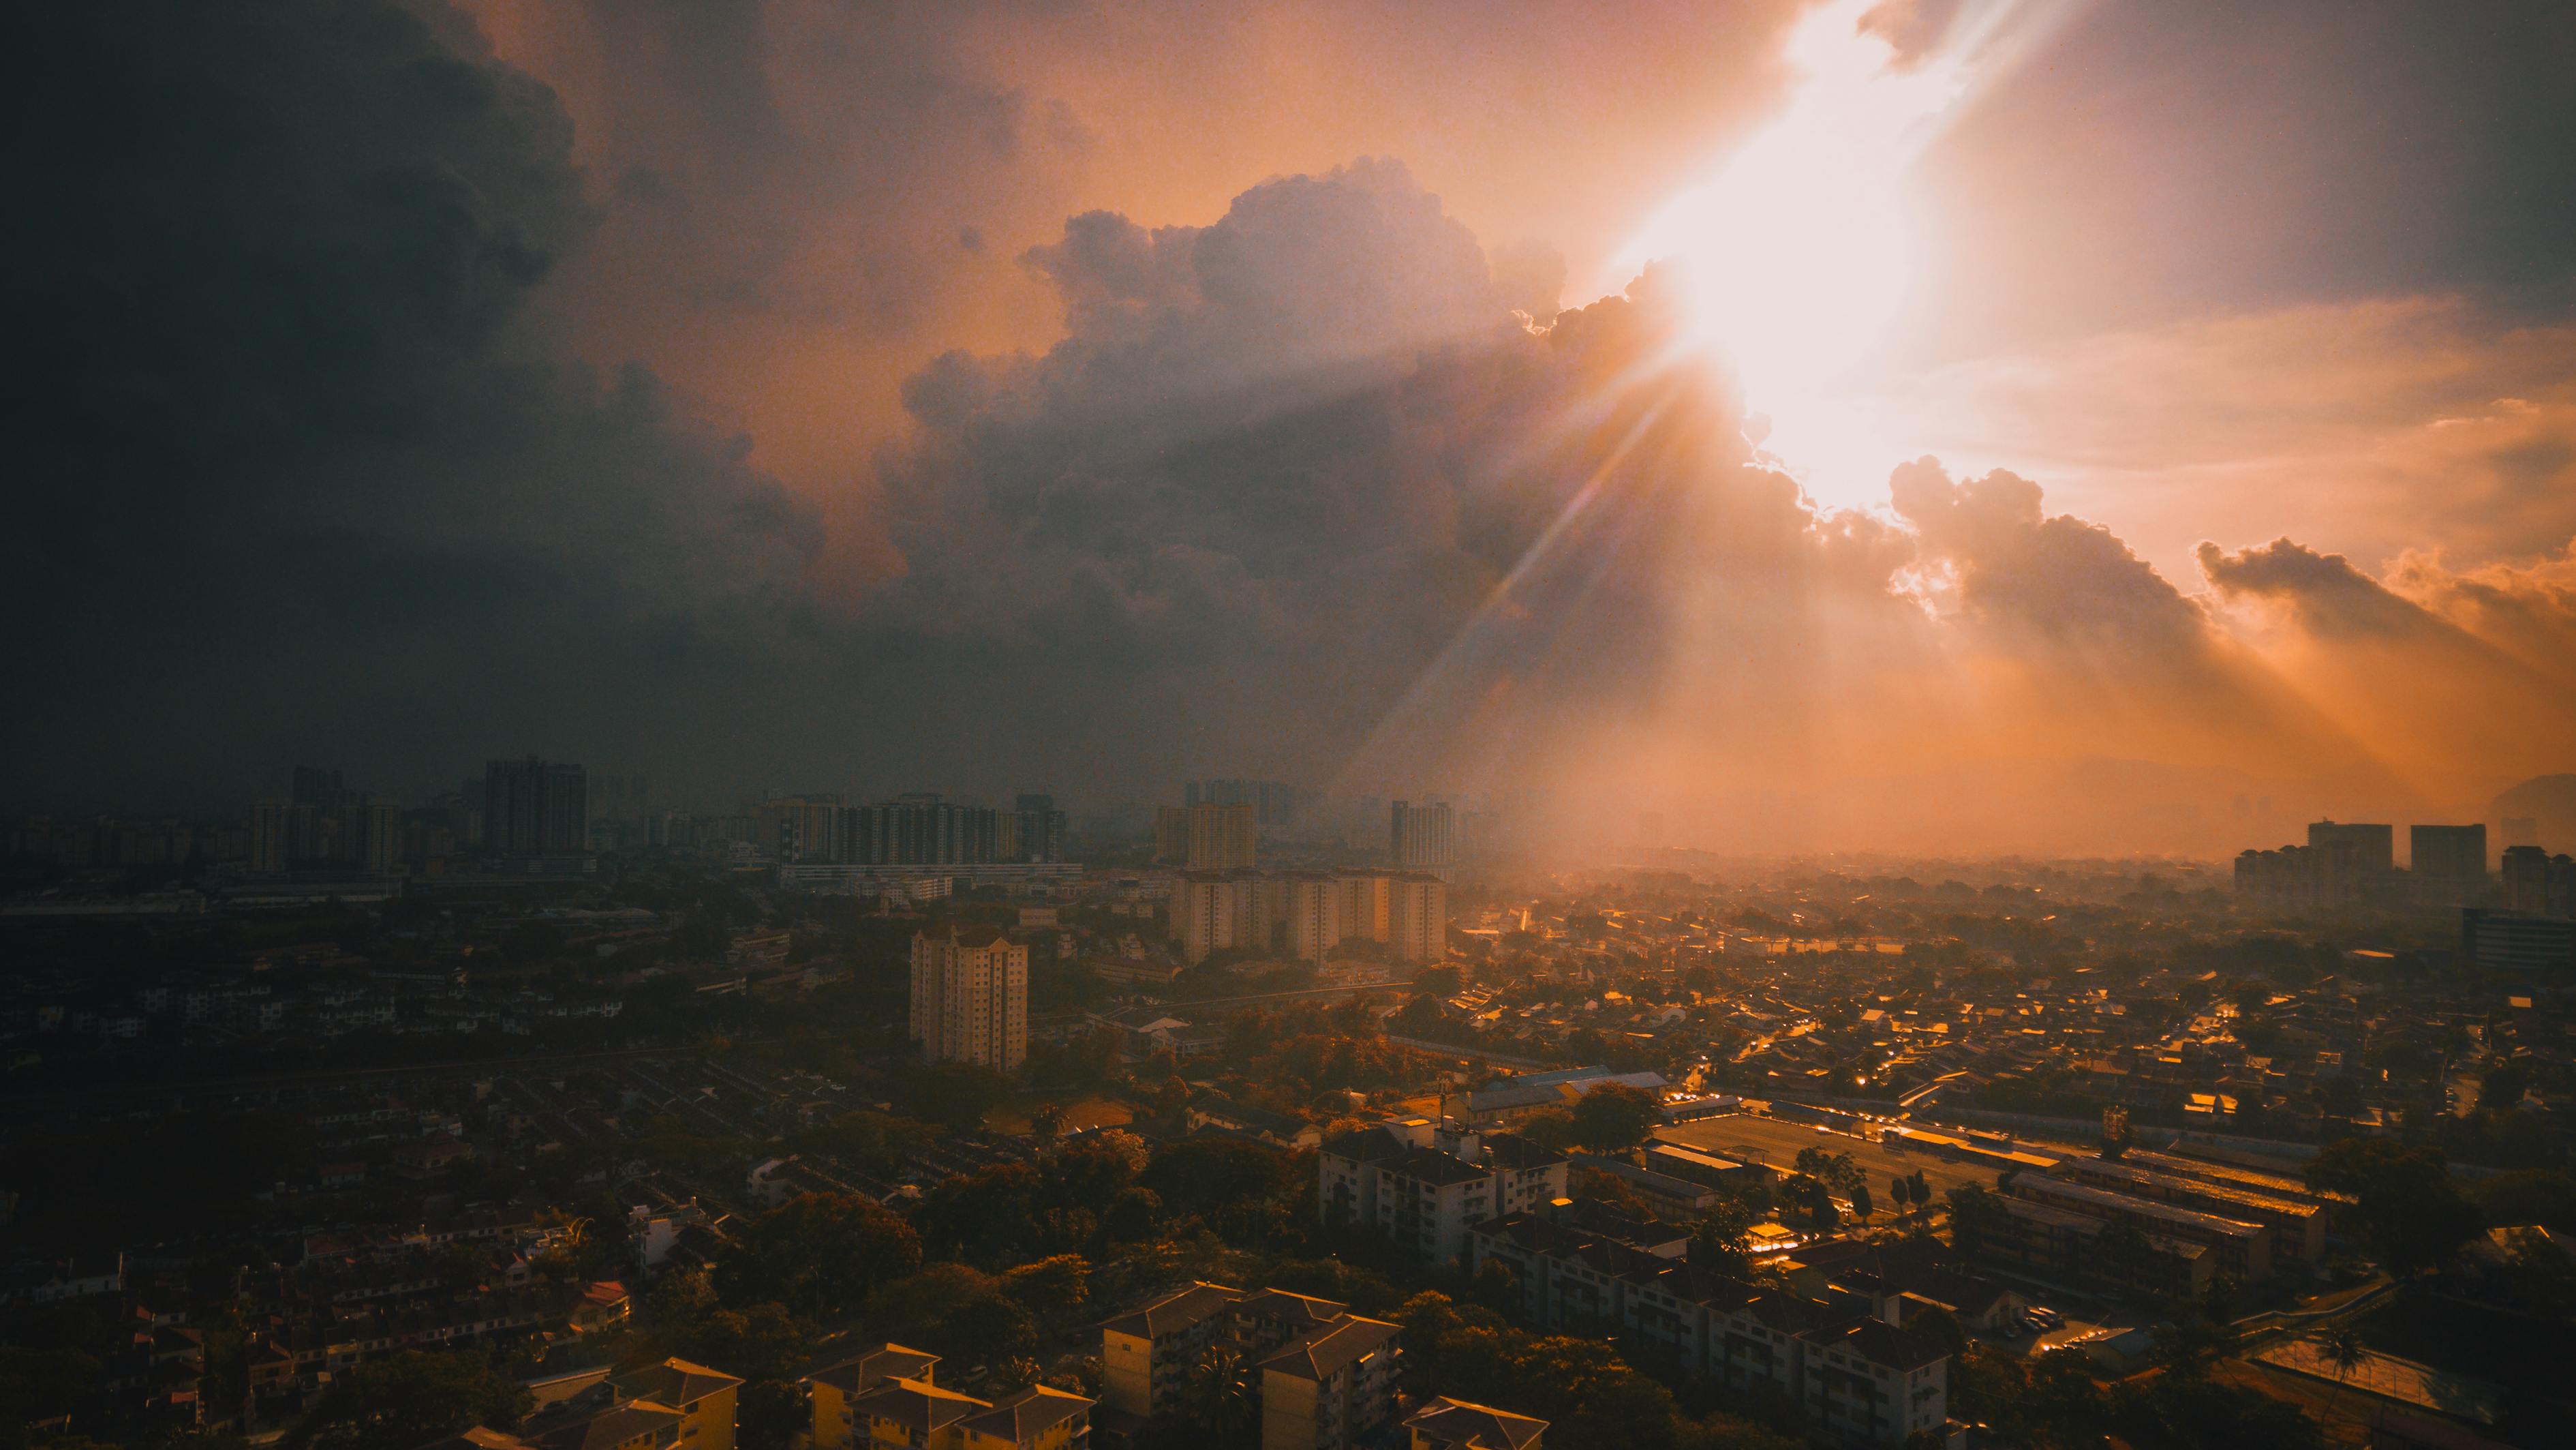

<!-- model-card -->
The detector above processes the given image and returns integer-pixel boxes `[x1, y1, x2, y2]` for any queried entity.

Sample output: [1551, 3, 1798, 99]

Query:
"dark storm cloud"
[8, 0, 2565, 837]
[868, 160, 1614, 783]
[2, 1, 823, 799]
[537, 0, 1051, 333]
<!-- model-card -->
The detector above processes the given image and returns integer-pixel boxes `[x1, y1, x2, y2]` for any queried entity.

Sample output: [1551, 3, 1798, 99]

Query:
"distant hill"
[2493, 774, 2576, 852]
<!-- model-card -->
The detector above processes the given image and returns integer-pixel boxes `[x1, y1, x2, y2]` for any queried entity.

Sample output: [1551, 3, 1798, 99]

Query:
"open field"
[1655, 1111, 2015, 1208]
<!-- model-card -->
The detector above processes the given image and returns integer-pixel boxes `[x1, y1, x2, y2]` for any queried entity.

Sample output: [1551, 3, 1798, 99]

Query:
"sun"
[1609, 0, 1993, 504]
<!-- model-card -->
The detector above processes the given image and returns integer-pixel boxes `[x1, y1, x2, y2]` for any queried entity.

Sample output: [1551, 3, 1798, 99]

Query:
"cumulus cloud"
[1891, 459, 2205, 648]
[2389, 541, 2576, 689]
[2194, 539, 2576, 804]
[2196, 539, 2437, 638]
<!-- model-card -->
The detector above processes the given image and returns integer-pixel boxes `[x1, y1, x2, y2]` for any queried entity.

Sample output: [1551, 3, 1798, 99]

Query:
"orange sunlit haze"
[13, 0, 2576, 860]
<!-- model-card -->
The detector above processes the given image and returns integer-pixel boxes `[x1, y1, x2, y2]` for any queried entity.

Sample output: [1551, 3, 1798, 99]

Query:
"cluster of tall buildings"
[759, 792, 1067, 866]
[1171, 869, 1447, 965]
[1182, 777, 1313, 828]
[908, 924, 1028, 1072]
[2233, 819, 2489, 908]
[2504, 844, 2576, 916]
[482, 756, 589, 856]
[249, 767, 401, 874]
[1153, 800, 1259, 869]
[2468, 844, 2576, 971]
[1389, 799, 1452, 877]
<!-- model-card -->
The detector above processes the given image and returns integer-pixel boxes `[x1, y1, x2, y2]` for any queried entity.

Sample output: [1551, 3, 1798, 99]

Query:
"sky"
[6, 0, 2575, 856]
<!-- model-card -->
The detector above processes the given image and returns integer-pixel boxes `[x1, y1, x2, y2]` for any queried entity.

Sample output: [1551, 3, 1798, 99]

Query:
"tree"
[649, 1262, 722, 1335]
[679, 1303, 810, 1383]
[1910, 1303, 1969, 1358]
[864, 1265, 1039, 1364]
[2145, 1290, 2240, 1381]
[1140, 1136, 1292, 1220]
[2481, 1058, 2533, 1112]
[723, 1192, 923, 1319]
[286, 1352, 532, 1450]
[1396, 992, 1449, 1034]
[0, 1346, 105, 1447]
[2113, 1377, 2324, 1450]
[1571, 1167, 1651, 1220]
[1793, 1147, 1857, 1192]
[2019, 1351, 2113, 1448]
[1001, 1255, 1092, 1325]
[1028, 1102, 1064, 1138]
[910, 1062, 1013, 1131]
[735, 1380, 807, 1450]
[1570, 1083, 1660, 1151]
[1102, 1185, 1164, 1243]
[1945, 1185, 2002, 1258]
[1413, 965, 1465, 997]
[1166, 1349, 1259, 1449]
[915, 1164, 1044, 1264]
[1782, 1173, 1839, 1229]
[2316, 1325, 2365, 1417]
[1888, 1174, 1913, 1217]
[1849, 1180, 1874, 1222]
[1689, 1199, 1759, 1280]
[2493, 1226, 2576, 1326]
[2091, 1215, 2160, 1298]
[1391, 1291, 1792, 1450]
[2468, 1168, 2576, 1233]
[2305, 1138, 2482, 1277]
[1516, 1106, 1578, 1151]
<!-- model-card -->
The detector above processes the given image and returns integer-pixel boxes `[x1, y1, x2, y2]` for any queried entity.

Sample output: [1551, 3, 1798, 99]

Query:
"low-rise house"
[572, 1281, 630, 1333]
[609, 1359, 741, 1450]
[1257, 1315, 1403, 1450]
[1100, 1282, 1240, 1419]
[810, 1344, 943, 1450]
[1402, 1398, 1547, 1450]
[843, 1378, 1091, 1450]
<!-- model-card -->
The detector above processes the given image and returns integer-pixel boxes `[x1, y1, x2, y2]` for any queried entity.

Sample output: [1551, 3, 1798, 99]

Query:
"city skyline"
[10, 8, 2576, 1446]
